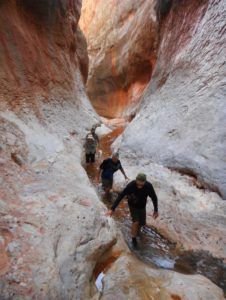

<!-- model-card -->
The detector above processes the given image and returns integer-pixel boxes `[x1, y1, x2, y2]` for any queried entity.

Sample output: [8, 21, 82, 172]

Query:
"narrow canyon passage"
[80, 0, 226, 297]
[0, 0, 225, 299]
[84, 125, 226, 294]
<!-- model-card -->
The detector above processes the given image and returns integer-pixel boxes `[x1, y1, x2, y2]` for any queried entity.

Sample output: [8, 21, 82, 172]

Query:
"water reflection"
[84, 126, 226, 295]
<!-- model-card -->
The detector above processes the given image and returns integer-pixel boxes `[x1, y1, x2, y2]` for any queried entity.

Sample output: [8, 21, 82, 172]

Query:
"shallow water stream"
[84, 126, 226, 294]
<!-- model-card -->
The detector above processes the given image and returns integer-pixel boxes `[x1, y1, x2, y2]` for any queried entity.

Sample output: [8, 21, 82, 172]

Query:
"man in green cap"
[107, 173, 158, 248]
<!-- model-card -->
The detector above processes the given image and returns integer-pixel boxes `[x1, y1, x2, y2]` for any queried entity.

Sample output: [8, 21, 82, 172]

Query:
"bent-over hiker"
[98, 152, 128, 198]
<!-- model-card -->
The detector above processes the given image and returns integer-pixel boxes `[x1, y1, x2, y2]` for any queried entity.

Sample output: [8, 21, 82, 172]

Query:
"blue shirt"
[100, 158, 122, 180]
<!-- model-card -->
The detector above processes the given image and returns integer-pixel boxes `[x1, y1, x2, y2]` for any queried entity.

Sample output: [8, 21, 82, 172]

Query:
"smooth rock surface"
[80, 0, 158, 118]
[0, 0, 90, 108]
[1, 0, 225, 299]
[0, 1, 109, 298]
[101, 255, 224, 300]
[118, 0, 226, 198]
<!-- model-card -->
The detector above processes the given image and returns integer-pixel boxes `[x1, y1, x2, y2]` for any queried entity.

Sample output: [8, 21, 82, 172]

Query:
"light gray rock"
[119, 0, 226, 198]
[101, 255, 224, 300]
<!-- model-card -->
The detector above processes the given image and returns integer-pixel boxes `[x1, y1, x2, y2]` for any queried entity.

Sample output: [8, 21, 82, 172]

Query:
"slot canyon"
[0, 0, 225, 299]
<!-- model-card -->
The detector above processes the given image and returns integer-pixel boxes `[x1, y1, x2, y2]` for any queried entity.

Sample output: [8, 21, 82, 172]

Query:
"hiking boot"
[132, 237, 138, 248]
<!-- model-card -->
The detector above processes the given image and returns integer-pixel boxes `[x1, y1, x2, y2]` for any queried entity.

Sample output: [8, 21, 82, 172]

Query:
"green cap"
[136, 173, 146, 182]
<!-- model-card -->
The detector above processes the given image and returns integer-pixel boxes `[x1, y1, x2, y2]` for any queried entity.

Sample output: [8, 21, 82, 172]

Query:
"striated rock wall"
[80, 0, 158, 118]
[0, 0, 89, 112]
[119, 0, 226, 198]
[0, 1, 108, 298]
[0, 1, 225, 299]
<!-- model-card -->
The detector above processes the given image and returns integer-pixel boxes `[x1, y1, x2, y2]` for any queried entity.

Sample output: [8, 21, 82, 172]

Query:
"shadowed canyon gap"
[0, 0, 225, 299]
[80, 0, 226, 198]
[79, 0, 159, 118]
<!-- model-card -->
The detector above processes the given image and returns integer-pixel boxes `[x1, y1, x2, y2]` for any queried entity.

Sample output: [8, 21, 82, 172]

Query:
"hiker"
[84, 132, 98, 163]
[106, 173, 158, 247]
[98, 152, 128, 197]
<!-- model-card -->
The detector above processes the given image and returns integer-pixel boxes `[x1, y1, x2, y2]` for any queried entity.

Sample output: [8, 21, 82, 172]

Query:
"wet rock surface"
[86, 127, 225, 298]
[101, 255, 224, 300]
[0, 0, 225, 299]
[112, 159, 226, 261]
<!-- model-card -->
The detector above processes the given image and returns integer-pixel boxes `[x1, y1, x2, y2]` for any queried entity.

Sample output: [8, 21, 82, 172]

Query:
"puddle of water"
[85, 126, 226, 295]
[95, 271, 104, 292]
[93, 251, 121, 293]
[174, 251, 226, 292]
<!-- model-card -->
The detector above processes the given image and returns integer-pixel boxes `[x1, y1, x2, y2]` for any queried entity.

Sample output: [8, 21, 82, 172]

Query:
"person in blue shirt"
[98, 152, 128, 197]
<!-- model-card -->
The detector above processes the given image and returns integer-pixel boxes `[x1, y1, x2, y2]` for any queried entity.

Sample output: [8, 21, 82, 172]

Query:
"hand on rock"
[105, 210, 113, 217]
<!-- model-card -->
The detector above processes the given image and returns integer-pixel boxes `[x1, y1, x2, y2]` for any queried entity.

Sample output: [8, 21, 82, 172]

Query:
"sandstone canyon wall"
[0, 0, 225, 299]
[0, 0, 91, 107]
[80, 0, 158, 118]
[119, 0, 226, 199]
[110, 0, 226, 265]
[0, 1, 113, 298]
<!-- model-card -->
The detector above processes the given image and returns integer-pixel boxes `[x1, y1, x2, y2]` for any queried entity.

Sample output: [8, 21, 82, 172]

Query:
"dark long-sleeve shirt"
[111, 180, 158, 212]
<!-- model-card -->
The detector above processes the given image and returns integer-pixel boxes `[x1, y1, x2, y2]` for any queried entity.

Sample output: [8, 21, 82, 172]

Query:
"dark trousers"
[128, 205, 146, 226]
[86, 153, 95, 163]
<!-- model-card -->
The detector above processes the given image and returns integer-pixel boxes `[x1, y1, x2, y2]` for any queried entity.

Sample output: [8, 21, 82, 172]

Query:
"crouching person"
[98, 152, 128, 199]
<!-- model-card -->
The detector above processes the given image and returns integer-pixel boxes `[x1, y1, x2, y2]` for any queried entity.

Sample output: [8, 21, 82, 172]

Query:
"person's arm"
[95, 139, 98, 152]
[119, 162, 129, 180]
[120, 167, 129, 180]
[111, 183, 131, 212]
[96, 134, 99, 145]
[94, 133, 99, 146]
[148, 183, 159, 219]
[106, 182, 133, 217]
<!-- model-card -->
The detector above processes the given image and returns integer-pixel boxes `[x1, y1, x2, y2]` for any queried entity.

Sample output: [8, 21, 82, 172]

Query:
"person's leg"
[102, 179, 112, 195]
[101, 179, 111, 200]
[91, 153, 95, 163]
[137, 209, 146, 237]
[139, 209, 146, 232]
[131, 221, 139, 238]
[131, 221, 139, 247]
[129, 206, 139, 247]
[107, 179, 114, 201]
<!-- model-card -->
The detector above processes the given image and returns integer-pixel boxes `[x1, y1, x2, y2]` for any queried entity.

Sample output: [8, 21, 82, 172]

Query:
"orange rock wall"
[0, 0, 88, 114]
[80, 0, 158, 118]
